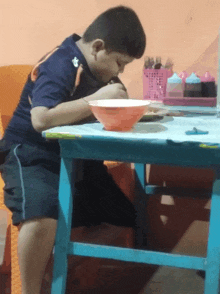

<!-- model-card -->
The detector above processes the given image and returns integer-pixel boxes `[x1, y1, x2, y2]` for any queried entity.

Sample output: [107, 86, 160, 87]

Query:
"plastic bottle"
[184, 72, 202, 97]
[200, 72, 217, 97]
[166, 72, 183, 97]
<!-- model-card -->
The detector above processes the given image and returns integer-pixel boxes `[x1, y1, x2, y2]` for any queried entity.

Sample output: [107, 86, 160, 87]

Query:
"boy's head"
[77, 6, 146, 83]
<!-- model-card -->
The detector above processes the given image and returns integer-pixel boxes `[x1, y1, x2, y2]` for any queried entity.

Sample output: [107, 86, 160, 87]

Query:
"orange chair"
[0, 110, 11, 293]
[0, 64, 33, 294]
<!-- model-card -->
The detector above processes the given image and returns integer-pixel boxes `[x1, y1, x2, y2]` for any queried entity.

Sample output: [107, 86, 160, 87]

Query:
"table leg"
[204, 169, 220, 294]
[134, 163, 149, 249]
[51, 157, 73, 294]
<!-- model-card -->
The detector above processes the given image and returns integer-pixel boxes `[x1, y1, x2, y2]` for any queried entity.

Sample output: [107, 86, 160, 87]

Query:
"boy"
[0, 5, 146, 294]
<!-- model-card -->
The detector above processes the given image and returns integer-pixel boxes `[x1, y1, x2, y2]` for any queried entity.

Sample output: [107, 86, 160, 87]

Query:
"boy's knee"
[18, 223, 22, 231]
[18, 217, 57, 236]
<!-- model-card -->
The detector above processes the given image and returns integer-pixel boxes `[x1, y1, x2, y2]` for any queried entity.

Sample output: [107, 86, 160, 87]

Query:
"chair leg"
[204, 169, 220, 294]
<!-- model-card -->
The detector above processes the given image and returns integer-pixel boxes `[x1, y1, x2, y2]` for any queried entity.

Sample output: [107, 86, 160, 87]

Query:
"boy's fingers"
[117, 83, 127, 91]
[109, 80, 127, 92]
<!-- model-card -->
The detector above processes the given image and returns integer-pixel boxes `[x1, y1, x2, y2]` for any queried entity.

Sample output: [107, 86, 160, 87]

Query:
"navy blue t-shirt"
[1, 34, 107, 155]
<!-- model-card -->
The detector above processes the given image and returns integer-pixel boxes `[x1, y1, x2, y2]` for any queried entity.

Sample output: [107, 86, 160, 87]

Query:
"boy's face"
[88, 39, 134, 83]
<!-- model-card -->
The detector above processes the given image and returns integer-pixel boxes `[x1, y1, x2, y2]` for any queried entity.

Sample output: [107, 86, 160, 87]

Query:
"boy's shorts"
[0, 143, 136, 228]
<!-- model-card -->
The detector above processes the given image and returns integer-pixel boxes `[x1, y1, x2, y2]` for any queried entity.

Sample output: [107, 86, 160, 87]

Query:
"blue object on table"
[185, 127, 209, 135]
[42, 115, 220, 294]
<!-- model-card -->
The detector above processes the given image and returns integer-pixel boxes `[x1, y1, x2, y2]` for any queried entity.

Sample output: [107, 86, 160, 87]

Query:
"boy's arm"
[30, 96, 94, 132]
[31, 83, 128, 132]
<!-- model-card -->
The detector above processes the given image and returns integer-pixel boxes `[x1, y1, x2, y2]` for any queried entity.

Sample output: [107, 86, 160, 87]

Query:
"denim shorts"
[0, 143, 136, 228]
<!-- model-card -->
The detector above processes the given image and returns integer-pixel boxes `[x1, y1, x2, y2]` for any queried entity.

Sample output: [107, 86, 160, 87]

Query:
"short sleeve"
[31, 49, 77, 109]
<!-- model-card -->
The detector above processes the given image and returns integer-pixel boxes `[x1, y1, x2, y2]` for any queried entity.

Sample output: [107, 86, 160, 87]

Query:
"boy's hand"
[91, 83, 128, 101]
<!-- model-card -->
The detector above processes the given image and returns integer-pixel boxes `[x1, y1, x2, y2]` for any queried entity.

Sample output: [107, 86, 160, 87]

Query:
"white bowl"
[88, 99, 151, 108]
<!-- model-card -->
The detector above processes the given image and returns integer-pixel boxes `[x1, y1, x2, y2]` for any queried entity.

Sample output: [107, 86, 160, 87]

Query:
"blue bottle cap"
[185, 72, 201, 84]
[167, 72, 182, 84]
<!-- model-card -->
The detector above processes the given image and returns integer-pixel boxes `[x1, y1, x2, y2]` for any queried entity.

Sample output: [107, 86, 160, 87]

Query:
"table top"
[42, 115, 220, 146]
[42, 114, 220, 168]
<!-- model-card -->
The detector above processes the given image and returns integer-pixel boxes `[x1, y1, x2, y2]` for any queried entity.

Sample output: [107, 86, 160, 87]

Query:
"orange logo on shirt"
[30, 46, 60, 82]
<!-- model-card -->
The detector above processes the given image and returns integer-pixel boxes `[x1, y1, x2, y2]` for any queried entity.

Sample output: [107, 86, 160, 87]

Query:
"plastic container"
[184, 72, 202, 97]
[166, 72, 184, 97]
[200, 72, 217, 97]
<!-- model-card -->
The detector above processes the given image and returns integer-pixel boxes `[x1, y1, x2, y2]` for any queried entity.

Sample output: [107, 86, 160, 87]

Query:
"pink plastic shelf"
[163, 97, 216, 107]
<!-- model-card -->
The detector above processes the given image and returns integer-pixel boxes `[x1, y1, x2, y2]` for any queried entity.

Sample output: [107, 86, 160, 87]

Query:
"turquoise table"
[43, 112, 220, 294]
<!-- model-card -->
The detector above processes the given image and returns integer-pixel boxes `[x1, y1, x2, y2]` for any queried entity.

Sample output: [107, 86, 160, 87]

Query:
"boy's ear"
[91, 39, 105, 56]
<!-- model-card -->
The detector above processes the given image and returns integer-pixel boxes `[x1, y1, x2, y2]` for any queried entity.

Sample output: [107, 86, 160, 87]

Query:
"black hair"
[82, 6, 146, 59]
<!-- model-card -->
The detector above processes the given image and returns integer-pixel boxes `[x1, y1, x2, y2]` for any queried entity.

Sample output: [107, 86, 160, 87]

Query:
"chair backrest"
[0, 110, 3, 140]
[0, 65, 33, 288]
[0, 65, 33, 131]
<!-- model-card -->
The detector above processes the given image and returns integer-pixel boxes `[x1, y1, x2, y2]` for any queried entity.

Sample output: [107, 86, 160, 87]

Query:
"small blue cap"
[167, 73, 182, 84]
[186, 72, 201, 84]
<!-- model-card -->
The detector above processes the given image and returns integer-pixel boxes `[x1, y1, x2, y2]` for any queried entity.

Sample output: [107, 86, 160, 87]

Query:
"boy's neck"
[76, 39, 90, 63]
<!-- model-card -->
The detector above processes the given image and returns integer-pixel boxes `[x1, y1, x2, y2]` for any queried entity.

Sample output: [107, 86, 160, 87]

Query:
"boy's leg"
[18, 217, 57, 294]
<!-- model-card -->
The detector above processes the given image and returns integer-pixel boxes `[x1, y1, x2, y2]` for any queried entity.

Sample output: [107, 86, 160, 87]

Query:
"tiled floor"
[63, 220, 207, 294]
[10, 216, 208, 294]
[7, 203, 208, 294]
[140, 266, 204, 294]
[64, 261, 204, 294]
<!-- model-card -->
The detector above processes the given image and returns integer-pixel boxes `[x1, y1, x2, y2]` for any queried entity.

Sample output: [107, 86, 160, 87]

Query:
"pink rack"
[143, 69, 172, 101]
[163, 97, 216, 107]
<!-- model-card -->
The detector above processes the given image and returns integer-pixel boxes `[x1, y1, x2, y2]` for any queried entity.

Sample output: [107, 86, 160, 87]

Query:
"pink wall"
[1, 0, 220, 263]
[1, 0, 220, 98]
